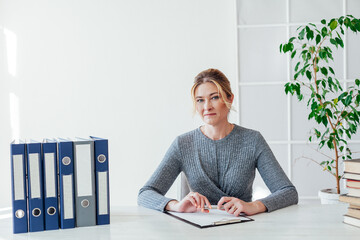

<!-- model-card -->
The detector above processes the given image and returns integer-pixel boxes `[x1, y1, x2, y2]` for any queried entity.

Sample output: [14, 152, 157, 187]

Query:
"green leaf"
[299, 28, 305, 40]
[306, 30, 314, 40]
[321, 67, 328, 76]
[294, 72, 300, 80]
[322, 116, 328, 126]
[291, 50, 297, 59]
[340, 146, 344, 152]
[356, 95, 360, 105]
[330, 20, 338, 30]
[309, 136, 312, 142]
[329, 67, 335, 75]
[288, 43, 294, 52]
[295, 62, 301, 72]
[336, 37, 344, 48]
[316, 34, 321, 45]
[327, 165, 332, 171]
[309, 46, 315, 53]
[345, 95, 352, 106]
[330, 38, 338, 48]
[340, 26, 345, 34]
[325, 108, 333, 118]
[327, 140, 334, 149]
[321, 27, 328, 37]
[321, 19, 326, 24]
[289, 37, 296, 42]
[279, 44, 283, 53]
[306, 70, 312, 80]
[355, 79, 360, 86]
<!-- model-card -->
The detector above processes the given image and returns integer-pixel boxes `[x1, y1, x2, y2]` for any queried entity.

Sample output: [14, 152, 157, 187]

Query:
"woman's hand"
[166, 192, 212, 213]
[217, 197, 266, 216]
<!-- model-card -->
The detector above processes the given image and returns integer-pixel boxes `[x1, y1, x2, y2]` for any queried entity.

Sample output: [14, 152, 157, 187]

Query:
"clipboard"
[165, 209, 254, 228]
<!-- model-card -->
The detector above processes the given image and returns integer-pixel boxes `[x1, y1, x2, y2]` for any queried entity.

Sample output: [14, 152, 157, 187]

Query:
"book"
[348, 188, 360, 198]
[350, 204, 360, 210]
[344, 172, 360, 181]
[344, 215, 360, 228]
[339, 194, 360, 205]
[165, 209, 253, 228]
[347, 208, 360, 219]
[347, 179, 360, 189]
[344, 159, 360, 174]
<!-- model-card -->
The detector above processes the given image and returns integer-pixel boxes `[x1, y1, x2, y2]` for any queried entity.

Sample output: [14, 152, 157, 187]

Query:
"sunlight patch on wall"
[4, 28, 17, 77]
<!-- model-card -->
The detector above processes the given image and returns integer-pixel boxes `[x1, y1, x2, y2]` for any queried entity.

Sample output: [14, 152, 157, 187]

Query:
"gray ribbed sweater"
[138, 125, 298, 212]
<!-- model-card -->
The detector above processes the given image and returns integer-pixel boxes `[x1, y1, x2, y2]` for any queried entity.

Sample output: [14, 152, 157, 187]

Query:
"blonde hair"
[191, 69, 234, 113]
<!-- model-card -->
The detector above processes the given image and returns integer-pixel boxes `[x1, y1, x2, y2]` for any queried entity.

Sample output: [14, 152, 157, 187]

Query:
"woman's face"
[194, 82, 232, 126]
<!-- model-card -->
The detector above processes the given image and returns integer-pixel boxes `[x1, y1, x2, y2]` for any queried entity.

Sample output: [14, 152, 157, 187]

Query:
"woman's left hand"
[217, 197, 266, 216]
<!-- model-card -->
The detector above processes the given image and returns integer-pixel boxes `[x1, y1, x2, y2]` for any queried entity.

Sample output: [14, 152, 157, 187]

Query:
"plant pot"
[318, 188, 342, 204]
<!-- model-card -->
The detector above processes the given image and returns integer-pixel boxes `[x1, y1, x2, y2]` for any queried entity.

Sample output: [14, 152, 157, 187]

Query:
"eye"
[211, 96, 219, 100]
[196, 99, 204, 103]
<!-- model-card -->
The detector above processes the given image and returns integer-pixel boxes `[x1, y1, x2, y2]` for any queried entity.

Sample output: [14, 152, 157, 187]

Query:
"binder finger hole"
[32, 208, 41, 217]
[98, 154, 106, 163]
[62, 156, 71, 165]
[15, 210, 25, 219]
[81, 199, 90, 208]
[47, 207, 56, 215]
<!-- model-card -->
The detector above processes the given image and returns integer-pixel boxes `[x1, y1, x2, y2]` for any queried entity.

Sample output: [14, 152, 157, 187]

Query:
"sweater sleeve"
[137, 137, 182, 212]
[254, 132, 298, 212]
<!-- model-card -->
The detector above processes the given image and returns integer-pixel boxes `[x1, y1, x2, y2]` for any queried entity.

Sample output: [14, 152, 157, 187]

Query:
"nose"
[204, 99, 213, 110]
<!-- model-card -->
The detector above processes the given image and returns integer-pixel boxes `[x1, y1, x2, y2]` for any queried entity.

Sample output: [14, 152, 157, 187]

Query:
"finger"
[186, 196, 197, 207]
[201, 208, 209, 213]
[192, 193, 201, 208]
[234, 207, 242, 217]
[217, 197, 232, 209]
[200, 197, 205, 209]
[228, 205, 237, 214]
[204, 197, 212, 209]
[223, 201, 234, 212]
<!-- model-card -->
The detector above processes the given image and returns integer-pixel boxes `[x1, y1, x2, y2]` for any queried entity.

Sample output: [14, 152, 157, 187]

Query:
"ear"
[228, 94, 234, 104]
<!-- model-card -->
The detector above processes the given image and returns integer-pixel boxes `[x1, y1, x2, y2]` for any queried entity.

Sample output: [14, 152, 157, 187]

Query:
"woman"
[138, 69, 298, 216]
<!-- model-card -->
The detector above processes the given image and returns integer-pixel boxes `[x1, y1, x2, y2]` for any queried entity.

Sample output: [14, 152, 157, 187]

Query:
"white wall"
[0, 0, 238, 208]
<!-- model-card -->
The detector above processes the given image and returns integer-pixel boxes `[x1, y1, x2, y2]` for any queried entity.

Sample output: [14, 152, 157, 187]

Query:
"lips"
[204, 113, 216, 117]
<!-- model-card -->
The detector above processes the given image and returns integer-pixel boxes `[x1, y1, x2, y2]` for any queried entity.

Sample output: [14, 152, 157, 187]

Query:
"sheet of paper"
[168, 209, 251, 227]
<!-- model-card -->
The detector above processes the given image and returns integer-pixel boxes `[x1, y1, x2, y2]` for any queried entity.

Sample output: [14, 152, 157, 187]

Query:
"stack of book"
[10, 137, 110, 234]
[339, 159, 360, 228]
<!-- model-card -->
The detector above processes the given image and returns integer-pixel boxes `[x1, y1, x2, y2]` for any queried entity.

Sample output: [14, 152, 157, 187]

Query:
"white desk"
[0, 201, 359, 240]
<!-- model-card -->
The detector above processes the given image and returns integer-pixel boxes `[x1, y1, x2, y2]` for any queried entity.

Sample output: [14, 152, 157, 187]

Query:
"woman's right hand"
[165, 192, 212, 213]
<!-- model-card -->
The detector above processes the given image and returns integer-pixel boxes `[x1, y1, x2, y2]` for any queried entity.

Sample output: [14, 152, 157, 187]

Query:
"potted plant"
[280, 15, 360, 203]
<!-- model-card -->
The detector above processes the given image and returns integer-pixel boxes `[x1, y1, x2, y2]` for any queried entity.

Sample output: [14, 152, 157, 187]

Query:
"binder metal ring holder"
[32, 208, 41, 217]
[15, 210, 25, 219]
[81, 199, 90, 208]
[97, 154, 106, 163]
[47, 207, 56, 216]
[62, 157, 71, 165]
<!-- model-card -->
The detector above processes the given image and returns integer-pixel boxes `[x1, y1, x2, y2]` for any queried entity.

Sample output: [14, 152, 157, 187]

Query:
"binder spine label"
[44, 153, 56, 198]
[98, 171, 108, 215]
[75, 144, 93, 196]
[13, 155, 25, 200]
[29, 153, 41, 199]
[63, 174, 74, 219]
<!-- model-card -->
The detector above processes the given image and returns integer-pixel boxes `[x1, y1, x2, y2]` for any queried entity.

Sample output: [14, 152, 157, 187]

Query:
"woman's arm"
[255, 132, 299, 212]
[137, 138, 182, 212]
